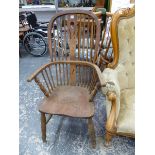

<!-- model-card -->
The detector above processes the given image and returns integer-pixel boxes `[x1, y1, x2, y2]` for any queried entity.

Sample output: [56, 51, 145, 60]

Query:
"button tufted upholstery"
[117, 89, 135, 133]
[101, 8, 135, 135]
[118, 16, 135, 89]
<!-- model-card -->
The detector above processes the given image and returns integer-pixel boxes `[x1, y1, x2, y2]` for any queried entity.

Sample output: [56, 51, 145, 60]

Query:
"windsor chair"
[27, 10, 105, 148]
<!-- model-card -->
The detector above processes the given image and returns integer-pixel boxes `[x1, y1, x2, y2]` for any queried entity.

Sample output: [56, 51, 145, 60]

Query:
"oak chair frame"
[104, 7, 135, 145]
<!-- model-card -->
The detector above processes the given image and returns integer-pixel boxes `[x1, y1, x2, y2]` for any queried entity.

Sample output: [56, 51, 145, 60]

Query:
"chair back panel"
[48, 10, 101, 63]
[108, 7, 135, 89]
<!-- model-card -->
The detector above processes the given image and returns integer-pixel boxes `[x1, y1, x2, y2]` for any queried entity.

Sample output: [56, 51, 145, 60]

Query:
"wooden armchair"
[27, 61, 105, 148]
[101, 7, 135, 145]
[27, 10, 105, 148]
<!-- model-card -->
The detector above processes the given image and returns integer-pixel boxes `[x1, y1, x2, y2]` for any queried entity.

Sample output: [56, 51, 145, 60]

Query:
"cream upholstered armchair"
[101, 6, 135, 145]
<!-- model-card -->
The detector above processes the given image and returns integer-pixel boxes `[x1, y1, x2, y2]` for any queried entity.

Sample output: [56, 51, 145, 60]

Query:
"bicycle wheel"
[23, 32, 47, 57]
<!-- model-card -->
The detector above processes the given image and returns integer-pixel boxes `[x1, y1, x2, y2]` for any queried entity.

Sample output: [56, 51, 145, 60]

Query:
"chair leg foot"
[41, 112, 46, 142]
[105, 131, 112, 146]
[88, 118, 96, 149]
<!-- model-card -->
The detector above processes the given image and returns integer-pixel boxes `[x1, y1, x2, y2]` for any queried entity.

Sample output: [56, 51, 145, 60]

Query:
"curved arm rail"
[27, 60, 104, 84]
[27, 61, 106, 100]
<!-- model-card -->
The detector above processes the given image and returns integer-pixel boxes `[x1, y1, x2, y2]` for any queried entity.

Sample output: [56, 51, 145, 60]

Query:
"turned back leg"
[88, 117, 96, 148]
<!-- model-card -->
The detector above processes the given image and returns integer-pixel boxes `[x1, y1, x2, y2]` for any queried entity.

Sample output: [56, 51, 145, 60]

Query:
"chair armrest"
[105, 91, 117, 133]
[101, 68, 120, 96]
[101, 68, 121, 127]
[27, 63, 49, 82]
[27, 61, 103, 82]
[27, 60, 106, 99]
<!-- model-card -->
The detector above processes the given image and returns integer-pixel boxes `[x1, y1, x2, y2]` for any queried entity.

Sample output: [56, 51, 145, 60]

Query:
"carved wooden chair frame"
[104, 7, 135, 144]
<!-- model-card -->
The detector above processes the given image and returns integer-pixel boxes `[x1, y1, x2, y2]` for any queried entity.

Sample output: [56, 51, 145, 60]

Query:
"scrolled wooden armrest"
[89, 82, 115, 102]
[105, 91, 117, 133]
[107, 91, 116, 101]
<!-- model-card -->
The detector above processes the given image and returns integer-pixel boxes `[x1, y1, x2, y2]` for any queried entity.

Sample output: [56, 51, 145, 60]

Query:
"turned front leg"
[41, 112, 46, 142]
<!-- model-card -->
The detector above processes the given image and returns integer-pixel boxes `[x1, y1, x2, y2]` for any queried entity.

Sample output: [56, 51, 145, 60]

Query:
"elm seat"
[39, 86, 94, 118]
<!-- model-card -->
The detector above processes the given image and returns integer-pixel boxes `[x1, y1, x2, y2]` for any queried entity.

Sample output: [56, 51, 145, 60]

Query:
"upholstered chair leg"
[88, 118, 96, 148]
[41, 112, 46, 142]
[105, 131, 112, 146]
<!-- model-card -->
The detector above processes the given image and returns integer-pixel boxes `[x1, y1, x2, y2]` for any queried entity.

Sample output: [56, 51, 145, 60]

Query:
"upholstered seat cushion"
[116, 88, 135, 134]
[39, 86, 94, 118]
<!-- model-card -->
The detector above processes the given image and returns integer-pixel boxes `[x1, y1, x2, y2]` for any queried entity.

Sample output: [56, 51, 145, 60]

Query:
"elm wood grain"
[39, 86, 94, 118]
